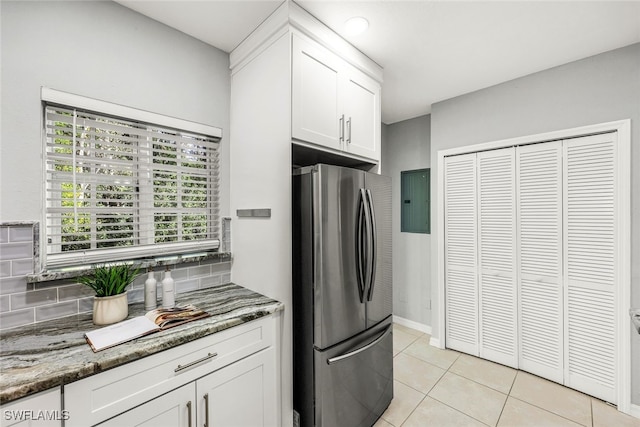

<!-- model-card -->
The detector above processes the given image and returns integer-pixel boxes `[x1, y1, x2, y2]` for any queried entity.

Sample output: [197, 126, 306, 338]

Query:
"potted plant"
[80, 263, 140, 325]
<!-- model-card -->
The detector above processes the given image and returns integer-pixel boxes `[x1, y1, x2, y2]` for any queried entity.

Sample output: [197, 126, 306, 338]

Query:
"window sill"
[26, 251, 232, 284]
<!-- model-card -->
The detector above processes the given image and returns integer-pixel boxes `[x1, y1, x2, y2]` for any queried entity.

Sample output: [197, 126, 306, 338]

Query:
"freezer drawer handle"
[327, 325, 392, 365]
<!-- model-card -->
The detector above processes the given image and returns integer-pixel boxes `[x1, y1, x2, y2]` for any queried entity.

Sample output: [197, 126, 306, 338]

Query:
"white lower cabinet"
[0, 388, 62, 427]
[99, 348, 277, 427]
[65, 316, 278, 427]
[99, 384, 193, 427]
[198, 348, 277, 427]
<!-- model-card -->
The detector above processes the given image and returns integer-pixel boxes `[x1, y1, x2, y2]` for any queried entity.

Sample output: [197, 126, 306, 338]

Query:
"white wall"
[382, 115, 431, 328]
[430, 42, 640, 406]
[0, 0, 230, 222]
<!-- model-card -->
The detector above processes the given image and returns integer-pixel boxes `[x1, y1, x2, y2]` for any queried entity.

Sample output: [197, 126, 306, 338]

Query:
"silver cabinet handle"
[346, 117, 352, 144]
[186, 401, 192, 427]
[174, 352, 217, 373]
[327, 325, 391, 365]
[203, 393, 210, 427]
[339, 114, 345, 143]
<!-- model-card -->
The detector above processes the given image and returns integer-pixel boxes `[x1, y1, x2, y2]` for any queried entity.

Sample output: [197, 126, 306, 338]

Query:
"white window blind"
[44, 104, 221, 268]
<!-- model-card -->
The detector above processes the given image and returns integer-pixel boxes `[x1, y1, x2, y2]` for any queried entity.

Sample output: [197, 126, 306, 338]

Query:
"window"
[401, 168, 430, 234]
[43, 92, 222, 269]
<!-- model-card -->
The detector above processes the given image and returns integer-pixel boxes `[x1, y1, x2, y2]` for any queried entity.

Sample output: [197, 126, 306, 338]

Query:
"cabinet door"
[292, 34, 342, 150]
[197, 348, 277, 427]
[1, 389, 62, 427]
[98, 384, 194, 427]
[343, 65, 380, 161]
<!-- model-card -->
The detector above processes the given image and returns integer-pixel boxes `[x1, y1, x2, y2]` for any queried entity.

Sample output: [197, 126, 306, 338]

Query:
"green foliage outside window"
[46, 106, 216, 254]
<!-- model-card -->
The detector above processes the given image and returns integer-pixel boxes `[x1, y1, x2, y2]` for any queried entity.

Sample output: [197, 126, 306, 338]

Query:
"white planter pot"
[93, 292, 129, 325]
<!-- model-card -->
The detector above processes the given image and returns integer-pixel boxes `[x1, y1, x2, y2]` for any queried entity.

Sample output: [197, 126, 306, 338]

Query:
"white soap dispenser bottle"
[162, 267, 175, 308]
[144, 268, 157, 311]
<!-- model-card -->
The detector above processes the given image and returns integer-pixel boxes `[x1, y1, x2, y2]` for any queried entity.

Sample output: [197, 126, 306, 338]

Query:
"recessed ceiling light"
[345, 17, 369, 36]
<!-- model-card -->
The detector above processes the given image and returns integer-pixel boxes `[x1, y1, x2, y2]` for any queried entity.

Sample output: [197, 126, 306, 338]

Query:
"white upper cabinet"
[292, 33, 381, 162]
[230, 2, 383, 165]
[292, 34, 342, 151]
[343, 64, 380, 160]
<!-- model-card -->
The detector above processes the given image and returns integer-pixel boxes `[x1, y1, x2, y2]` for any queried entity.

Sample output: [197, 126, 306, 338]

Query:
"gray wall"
[0, 0, 230, 223]
[0, 0, 232, 327]
[382, 115, 431, 327]
[430, 42, 640, 405]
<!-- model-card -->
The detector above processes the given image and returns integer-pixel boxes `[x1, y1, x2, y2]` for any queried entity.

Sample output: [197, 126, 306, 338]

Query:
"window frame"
[41, 88, 223, 270]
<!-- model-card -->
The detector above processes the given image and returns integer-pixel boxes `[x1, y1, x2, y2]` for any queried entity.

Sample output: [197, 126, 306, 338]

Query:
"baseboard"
[429, 337, 442, 349]
[392, 315, 432, 335]
[629, 403, 640, 419]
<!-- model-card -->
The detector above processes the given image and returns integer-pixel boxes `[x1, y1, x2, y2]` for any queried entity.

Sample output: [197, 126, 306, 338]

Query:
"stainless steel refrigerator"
[292, 164, 393, 427]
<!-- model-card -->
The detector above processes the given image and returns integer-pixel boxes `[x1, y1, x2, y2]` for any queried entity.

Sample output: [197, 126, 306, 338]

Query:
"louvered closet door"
[444, 153, 478, 355]
[477, 148, 517, 368]
[564, 133, 618, 404]
[517, 141, 563, 383]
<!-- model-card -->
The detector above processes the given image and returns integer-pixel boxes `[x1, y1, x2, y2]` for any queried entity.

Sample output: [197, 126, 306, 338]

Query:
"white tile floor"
[375, 324, 640, 427]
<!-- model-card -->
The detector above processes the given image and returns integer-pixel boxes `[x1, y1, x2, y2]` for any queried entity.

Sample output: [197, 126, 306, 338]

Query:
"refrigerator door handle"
[361, 188, 373, 301]
[326, 324, 392, 365]
[356, 189, 367, 303]
[366, 189, 378, 301]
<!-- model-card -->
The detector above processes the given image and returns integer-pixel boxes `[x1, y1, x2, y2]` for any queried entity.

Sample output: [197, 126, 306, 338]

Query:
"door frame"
[435, 119, 631, 413]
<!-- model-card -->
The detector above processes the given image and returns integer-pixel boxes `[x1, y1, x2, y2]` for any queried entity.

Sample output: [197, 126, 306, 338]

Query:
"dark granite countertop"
[0, 283, 283, 404]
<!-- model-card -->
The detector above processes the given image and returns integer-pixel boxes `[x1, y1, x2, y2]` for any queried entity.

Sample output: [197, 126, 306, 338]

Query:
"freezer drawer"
[313, 320, 393, 427]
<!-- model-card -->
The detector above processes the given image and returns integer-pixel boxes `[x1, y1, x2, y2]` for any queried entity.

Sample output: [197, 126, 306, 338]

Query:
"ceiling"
[116, 1, 640, 125]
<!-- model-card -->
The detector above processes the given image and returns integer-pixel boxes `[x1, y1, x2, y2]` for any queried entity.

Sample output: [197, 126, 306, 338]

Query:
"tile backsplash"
[0, 223, 232, 331]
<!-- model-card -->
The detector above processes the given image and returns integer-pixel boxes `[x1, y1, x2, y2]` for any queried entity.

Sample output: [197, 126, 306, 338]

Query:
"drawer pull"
[174, 352, 217, 373]
[186, 401, 192, 427]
